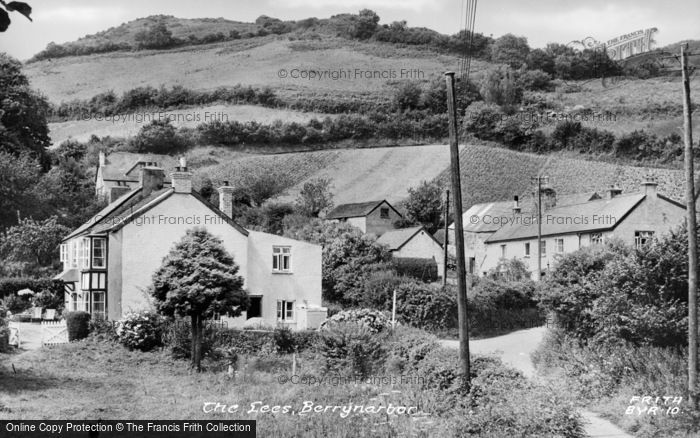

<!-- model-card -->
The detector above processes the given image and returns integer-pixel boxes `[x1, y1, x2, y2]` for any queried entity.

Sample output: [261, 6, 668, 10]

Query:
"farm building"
[449, 179, 685, 279]
[376, 226, 445, 278]
[57, 162, 326, 330]
[325, 200, 402, 236]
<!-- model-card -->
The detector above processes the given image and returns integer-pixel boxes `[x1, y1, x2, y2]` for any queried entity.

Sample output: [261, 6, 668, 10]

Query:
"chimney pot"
[641, 177, 658, 198]
[170, 168, 193, 194]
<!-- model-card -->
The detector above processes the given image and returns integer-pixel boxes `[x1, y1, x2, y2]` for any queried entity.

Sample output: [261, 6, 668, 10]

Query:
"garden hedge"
[65, 311, 91, 341]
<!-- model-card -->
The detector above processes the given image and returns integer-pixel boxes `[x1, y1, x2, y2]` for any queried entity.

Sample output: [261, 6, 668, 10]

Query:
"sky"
[0, 0, 698, 60]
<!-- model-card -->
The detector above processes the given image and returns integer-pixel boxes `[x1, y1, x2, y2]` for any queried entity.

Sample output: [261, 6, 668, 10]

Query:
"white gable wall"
[115, 193, 249, 317]
[393, 230, 444, 275]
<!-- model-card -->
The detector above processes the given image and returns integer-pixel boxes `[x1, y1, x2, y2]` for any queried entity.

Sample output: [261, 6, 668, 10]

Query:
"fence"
[41, 320, 68, 346]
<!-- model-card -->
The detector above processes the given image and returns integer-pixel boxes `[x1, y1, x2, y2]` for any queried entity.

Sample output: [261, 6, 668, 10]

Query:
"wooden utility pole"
[442, 189, 450, 286]
[531, 176, 548, 281]
[445, 71, 470, 388]
[682, 43, 698, 408]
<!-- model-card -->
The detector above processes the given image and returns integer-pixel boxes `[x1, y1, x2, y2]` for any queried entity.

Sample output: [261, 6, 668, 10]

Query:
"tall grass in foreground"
[532, 329, 700, 437]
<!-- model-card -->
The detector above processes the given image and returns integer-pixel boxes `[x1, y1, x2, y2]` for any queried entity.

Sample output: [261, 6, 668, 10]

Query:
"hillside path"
[440, 327, 633, 438]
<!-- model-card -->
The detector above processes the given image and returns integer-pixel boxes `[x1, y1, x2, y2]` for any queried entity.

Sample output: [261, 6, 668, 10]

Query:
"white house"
[325, 200, 402, 236]
[57, 163, 326, 330]
[376, 226, 445, 276]
[450, 180, 686, 279]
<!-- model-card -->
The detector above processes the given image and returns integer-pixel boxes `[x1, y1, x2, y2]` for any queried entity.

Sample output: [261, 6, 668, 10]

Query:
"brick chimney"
[218, 180, 235, 218]
[512, 195, 521, 214]
[606, 185, 622, 199]
[641, 177, 658, 198]
[140, 166, 165, 197]
[170, 157, 193, 193]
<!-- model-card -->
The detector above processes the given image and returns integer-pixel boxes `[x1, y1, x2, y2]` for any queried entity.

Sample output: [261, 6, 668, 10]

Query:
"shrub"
[317, 322, 387, 377]
[89, 317, 117, 341]
[65, 311, 91, 341]
[213, 329, 274, 355]
[385, 325, 440, 372]
[163, 317, 219, 359]
[115, 311, 165, 351]
[395, 282, 458, 331]
[319, 308, 391, 333]
[0, 277, 64, 300]
[0, 326, 10, 353]
[392, 257, 438, 282]
[516, 69, 553, 91]
[129, 120, 192, 154]
[0, 294, 31, 313]
[31, 289, 64, 311]
[272, 326, 296, 354]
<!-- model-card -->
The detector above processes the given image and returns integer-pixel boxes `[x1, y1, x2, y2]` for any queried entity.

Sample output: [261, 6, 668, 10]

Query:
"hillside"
[185, 144, 688, 210]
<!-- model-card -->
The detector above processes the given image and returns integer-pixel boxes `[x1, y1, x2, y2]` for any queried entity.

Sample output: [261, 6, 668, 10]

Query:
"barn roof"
[377, 226, 441, 251]
[326, 200, 401, 220]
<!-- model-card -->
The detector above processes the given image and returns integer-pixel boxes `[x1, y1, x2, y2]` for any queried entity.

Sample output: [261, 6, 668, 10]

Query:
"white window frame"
[272, 246, 291, 273]
[277, 300, 295, 322]
[540, 240, 547, 257]
[69, 240, 78, 268]
[78, 238, 90, 269]
[590, 233, 603, 245]
[92, 237, 107, 269]
[91, 291, 106, 320]
[555, 238, 564, 253]
[60, 244, 67, 263]
[635, 230, 654, 248]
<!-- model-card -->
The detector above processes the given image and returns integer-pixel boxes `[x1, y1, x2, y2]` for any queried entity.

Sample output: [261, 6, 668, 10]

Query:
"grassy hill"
[184, 144, 687, 210]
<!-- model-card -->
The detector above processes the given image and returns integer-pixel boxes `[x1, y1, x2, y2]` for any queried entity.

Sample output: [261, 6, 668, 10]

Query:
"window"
[590, 233, 603, 245]
[500, 244, 507, 259]
[524, 242, 530, 257]
[78, 238, 90, 269]
[92, 291, 106, 319]
[380, 207, 390, 219]
[277, 300, 295, 321]
[247, 297, 262, 319]
[555, 238, 564, 253]
[60, 244, 67, 262]
[92, 238, 106, 268]
[635, 231, 654, 248]
[81, 272, 106, 291]
[468, 257, 475, 274]
[540, 240, 546, 257]
[69, 240, 78, 268]
[272, 246, 291, 272]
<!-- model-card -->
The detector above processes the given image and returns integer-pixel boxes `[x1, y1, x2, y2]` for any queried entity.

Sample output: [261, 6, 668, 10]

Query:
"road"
[440, 327, 634, 438]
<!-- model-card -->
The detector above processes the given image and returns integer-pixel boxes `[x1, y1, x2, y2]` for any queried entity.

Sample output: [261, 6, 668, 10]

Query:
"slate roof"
[99, 152, 179, 182]
[450, 192, 601, 233]
[63, 186, 249, 242]
[326, 200, 401, 220]
[376, 226, 439, 251]
[486, 193, 647, 243]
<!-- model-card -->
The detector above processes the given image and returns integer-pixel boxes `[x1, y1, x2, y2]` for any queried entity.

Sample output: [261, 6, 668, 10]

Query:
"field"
[48, 104, 331, 145]
[0, 340, 442, 436]
[25, 38, 468, 103]
[182, 143, 687, 209]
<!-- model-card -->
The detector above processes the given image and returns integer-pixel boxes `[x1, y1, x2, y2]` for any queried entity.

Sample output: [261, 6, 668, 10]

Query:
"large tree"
[403, 180, 445, 234]
[0, 53, 51, 166]
[150, 228, 248, 371]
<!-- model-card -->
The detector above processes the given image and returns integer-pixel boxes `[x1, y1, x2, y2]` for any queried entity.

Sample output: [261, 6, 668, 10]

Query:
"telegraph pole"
[531, 176, 549, 281]
[445, 71, 470, 389]
[681, 43, 698, 408]
[442, 189, 450, 286]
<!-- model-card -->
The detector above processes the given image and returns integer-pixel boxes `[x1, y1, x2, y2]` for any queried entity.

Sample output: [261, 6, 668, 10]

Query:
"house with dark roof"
[450, 180, 685, 279]
[376, 226, 445, 276]
[325, 200, 402, 236]
[95, 151, 180, 202]
[448, 191, 600, 275]
[58, 164, 326, 329]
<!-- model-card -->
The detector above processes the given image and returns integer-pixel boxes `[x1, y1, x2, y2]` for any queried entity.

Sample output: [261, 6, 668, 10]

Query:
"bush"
[31, 289, 64, 311]
[0, 326, 10, 353]
[129, 120, 192, 154]
[213, 329, 274, 356]
[319, 308, 391, 333]
[272, 326, 295, 354]
[115, 311, 164, 351]
[395, 282, 458, 331]
[0, 277, 63, 300]
[163, 317, 219, 359]
[0, 294, 31, 313]
[385, 325, 440, 372]
[65, 311, 91, 341]
[392, 257, 438, 282]
[317, 322, 387, 377]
